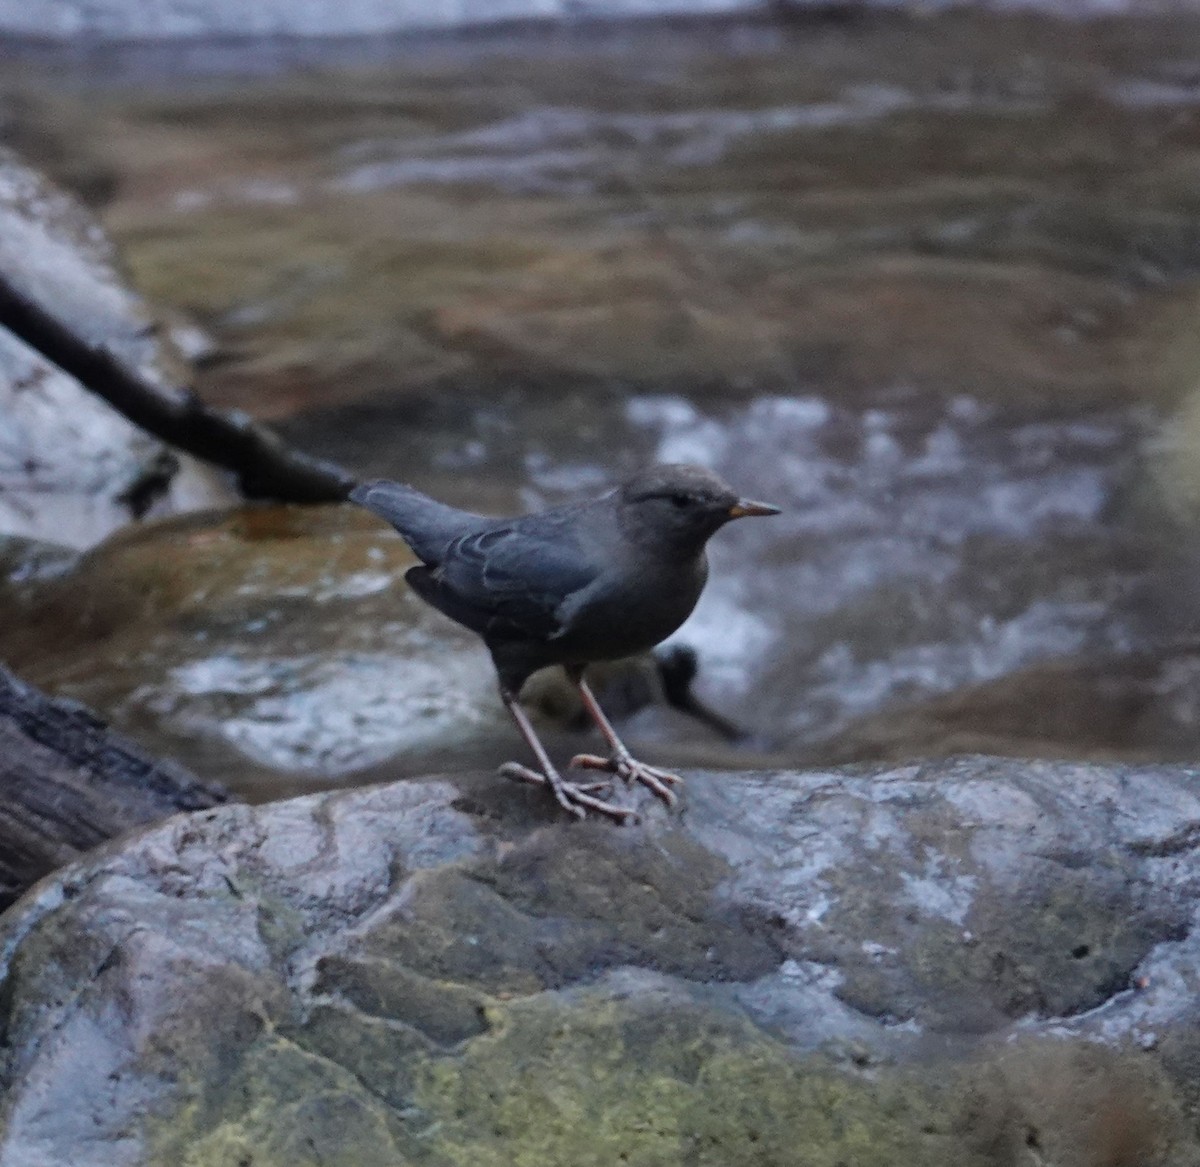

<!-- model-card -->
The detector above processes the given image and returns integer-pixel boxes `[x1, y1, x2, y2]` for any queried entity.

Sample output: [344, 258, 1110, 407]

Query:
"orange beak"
[727, 499, 781, 519]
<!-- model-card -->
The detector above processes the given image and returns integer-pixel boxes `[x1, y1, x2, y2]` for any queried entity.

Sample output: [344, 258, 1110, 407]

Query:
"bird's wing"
[435, 519, 602, 641]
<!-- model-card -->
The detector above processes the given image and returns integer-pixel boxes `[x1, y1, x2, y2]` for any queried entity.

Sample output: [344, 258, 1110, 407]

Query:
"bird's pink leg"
[498, 688, 636, 822]
[569, 675, 683, 807]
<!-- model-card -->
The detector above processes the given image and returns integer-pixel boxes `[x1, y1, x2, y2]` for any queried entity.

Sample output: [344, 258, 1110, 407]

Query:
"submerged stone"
[0, 505, 496, 793]
[0, 504, 682, 798]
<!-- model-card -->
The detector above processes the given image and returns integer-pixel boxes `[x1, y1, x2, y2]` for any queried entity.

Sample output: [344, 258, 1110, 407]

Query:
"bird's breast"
[555, 553, 708, 661]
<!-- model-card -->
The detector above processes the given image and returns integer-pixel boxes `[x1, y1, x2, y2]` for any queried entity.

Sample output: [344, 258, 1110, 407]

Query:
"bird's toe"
[499, 761, 549, 787]
[631, 766, 680, 807]
[569, 752, 683, 808]
[566, 788, 638, 821]
[641, 764, 684, 788]
[499, 761, 634, 821]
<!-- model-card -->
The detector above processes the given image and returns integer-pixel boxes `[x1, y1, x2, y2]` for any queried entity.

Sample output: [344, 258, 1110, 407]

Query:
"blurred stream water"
[6, 10, 1200, 775]
[285, 384, 1155, 748]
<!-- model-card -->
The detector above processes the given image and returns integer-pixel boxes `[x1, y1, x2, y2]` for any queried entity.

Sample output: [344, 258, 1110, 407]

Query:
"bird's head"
[616, 463, 780, 553]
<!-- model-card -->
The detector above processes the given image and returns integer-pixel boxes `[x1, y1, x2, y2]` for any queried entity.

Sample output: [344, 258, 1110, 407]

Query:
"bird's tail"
[349, 480, 483, 564]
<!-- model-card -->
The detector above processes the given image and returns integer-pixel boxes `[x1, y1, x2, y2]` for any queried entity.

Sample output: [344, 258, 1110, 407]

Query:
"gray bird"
[350, 463, 780, 820]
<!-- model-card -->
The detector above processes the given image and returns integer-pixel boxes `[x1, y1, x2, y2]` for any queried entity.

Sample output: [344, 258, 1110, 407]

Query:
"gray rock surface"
[2, 756, 1199, 1165]
[0, 147, 233, 548]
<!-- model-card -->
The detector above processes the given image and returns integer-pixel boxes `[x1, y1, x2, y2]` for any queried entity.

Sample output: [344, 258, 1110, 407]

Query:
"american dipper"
[351, 464, 780, 820]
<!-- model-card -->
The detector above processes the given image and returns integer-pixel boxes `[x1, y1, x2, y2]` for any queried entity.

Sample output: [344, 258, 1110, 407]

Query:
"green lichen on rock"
[153, 1035, 409, 1167]
[408, 990, 965, 1167]
[298, 1002, 436, 1113]
[833, 876, 1167, 1032]
[473, 827, 783, 984]
[311, 955, 490, 1046]
[135, 989, 1200, 1167]
[251, 889, 311, 966]
[900, 858, 1179, 1032]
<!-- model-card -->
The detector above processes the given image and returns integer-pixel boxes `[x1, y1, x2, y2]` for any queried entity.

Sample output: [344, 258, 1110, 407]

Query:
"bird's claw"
[569, 752, 683, 807]
[499, 762, 636, 822]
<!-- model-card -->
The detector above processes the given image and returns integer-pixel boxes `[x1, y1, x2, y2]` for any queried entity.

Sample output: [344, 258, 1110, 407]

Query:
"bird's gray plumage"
[413, 513, 603, 642]
[352, 467, 746, 689]
[352, 464, 780, 821]
[349, 480, 486, 564]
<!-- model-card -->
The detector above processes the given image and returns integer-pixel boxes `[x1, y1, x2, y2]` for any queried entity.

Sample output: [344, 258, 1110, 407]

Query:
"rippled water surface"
[280, 384, 1156, 751]
[639, 393, 1151, 743]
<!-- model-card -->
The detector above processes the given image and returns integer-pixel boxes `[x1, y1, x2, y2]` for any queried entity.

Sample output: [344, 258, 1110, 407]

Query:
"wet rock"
[0, 329, 216, 548]
[0, 505, 494, 796]
[1, 758, 1199, 1165]
[0, 533, 77, 602]
[0, 146, 233, 548]
[0, 504, 679, 800]
[0, 145, 171, 371]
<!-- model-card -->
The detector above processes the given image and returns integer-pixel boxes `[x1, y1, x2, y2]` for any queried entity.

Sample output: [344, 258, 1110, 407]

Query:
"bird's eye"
[669, 493, 690, 508]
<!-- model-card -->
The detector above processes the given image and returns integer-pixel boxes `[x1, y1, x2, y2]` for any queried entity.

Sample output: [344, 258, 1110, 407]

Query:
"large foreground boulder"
[2, 756, 1199, 1165]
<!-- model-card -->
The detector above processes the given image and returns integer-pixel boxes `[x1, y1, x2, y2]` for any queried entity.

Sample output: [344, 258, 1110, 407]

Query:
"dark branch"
[0, 270, 356, 504]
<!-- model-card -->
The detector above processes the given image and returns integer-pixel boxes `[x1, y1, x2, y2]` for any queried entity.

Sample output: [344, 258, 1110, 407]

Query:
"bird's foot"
[570, 752, 683, 807]
[499, 762, 636, 822]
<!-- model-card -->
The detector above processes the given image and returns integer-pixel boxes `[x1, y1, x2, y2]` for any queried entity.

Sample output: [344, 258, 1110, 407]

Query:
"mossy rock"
[410, 990, 962, 1167]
